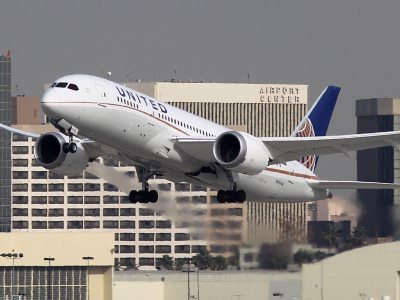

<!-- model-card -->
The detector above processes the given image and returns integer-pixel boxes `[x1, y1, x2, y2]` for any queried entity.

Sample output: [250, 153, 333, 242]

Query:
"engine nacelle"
[34, 132, 89, 175]
[213, 131, 271, 175]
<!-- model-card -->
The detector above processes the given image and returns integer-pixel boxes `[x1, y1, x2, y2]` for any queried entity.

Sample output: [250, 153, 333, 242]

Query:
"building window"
[67, 221, 83, 229]
[67, 183, 83, 192]
[156, 220, 171, 229]
[12, 171, 28, 179]
[120, 208, 135, 216]
[68, 208, 83, 216]
[49, 171, 64, 179]
[227, 221, 242, 229]
[84, 172, 99, 179]
[192, 245, 207, 254]
[68, 173, 83, 179]
[192, 196, 207, 204]
[32, 184, 47, 192]
[13, 159, 28, 167]
[104, 183, 118, 191]
[103, 208, 118, 216]
[120, 245, 136, 253]
[31, 196, 47, 204]
[139, 233, 154, 241]
[49, 209, 64, 217]
[103, 221, 118, 229]
[120, 233, 135, 241]
[84, 196, 100, 204]
[68, 196, 83, 204]
[104, 195, 119, 204]
[12, 196, 28, 204]
[48, 221, 64, 229]
[156, 245, 171, 253]
[177, 196, 190, 204]
[157, 183, 171, 191]
[32, 221, 47, 229]
[175, 245, 190, 253]
[210, 196, 219, 204]
[31, 171, 47, 179]
[12, 134, 28, 142]
[84, 208, 100, 217]
[84, 221, 100, 229]
[12, 146, 29, 154]
[84, 183, 100, 191]
[175, 233, 190, 241]
[139, 221, 154, 229]
[115, 233, 119, 241]
[120, 258, 136, 267]
[139, 208, 154, 216]
[211, 209, 225, 216]
[49, 183, 64, 192]
[175, 183, 190, 191]
[12, 221, 28, 229]
[120, 221, 135, 229]
[31, 159, 40, 166]
[12, 208, 28, 216]
[210, 245, 227, 253]
[120, 196, 130, 204]
[32, 209, 47, 217]
[139, 258, 154, 266]
[49, 196, 64, 204]
[156, 233, 171, 241]
[192, 185, 207, 192]
[211, 221, 224, 229]
[139, 246, 154, 253]
[227, 208, 243, 216]
[12, 184, 28, 192]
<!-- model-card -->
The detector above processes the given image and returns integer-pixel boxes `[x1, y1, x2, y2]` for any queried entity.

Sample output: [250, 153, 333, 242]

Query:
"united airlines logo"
[296, 118, 316, 172]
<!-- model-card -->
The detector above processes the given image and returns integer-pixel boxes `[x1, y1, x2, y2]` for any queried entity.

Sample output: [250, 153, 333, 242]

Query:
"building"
[0, 54, 12, 232]
[356, 98, 400, 238]
[12, 96, 41, 125]
[0, 232, 113, 300]
[125, 81, 309, 247]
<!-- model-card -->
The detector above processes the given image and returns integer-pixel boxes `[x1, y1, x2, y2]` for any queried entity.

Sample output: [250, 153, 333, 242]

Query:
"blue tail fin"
[291, 86, 341, 172]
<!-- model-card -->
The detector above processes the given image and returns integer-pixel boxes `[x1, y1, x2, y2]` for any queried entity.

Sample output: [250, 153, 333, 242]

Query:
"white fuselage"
[41, 74, 329, 203]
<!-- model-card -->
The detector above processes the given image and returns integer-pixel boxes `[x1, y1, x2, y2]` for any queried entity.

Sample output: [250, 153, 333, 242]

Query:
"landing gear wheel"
[226, 190, 238, 203]
[237, 190, 246, 203]
[217, 190, 226, 203]
[149, 190, 158, 203]
[62, 143, 70, 153]
[129, 190, 138, 203]
[69, 142, 77, 153]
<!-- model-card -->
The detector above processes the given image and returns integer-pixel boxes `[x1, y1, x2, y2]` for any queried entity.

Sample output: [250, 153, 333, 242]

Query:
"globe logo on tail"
[296, 118, 316, 172]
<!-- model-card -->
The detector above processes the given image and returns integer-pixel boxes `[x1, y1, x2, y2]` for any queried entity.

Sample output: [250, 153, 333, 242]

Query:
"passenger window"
[55, 82, 68, 88]
[67, 83, 79, 91]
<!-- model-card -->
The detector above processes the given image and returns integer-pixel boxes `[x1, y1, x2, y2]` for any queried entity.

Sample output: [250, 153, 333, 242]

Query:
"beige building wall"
[302, 241, 400, 300]
[0, 232, 113, 300]
[12, 96, 41, 125]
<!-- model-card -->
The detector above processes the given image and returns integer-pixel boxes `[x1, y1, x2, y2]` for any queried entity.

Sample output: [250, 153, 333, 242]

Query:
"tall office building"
[0, 54, 12, 232]
[356, 98, 400, 237]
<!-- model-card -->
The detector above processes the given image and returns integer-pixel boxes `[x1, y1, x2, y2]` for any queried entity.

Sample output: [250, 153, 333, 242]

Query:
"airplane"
[2, 74, 400, 205]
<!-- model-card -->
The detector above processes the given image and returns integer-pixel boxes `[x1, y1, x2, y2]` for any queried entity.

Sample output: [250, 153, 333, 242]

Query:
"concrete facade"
[11, 96, 41, 125]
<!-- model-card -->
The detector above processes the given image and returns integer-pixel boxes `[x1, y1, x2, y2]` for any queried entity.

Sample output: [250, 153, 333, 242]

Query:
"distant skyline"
[2, 0, 400, 192]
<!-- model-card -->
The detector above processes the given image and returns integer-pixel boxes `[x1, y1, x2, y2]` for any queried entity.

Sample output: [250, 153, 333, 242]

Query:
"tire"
[129, 190, 138, 204]
[140, 190, 149, 203]
[237, 190, 246, 203]
[149, 190, 158, 203]
[226, 190, 237, 203]
[62, 143, 70, 153]
[69, 142, 77, 153]
[217, 190, 226, 203]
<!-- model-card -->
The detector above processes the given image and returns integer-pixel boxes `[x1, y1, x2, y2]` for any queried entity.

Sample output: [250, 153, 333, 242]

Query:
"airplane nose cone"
[41, 88, 61, 120]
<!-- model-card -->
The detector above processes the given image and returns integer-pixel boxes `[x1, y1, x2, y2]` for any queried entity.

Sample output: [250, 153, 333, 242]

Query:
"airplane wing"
[0, 122, 40, 139]
[262, 131, 400, 163]
[171, 136, 216, 162]
[306, 179, 400, 190]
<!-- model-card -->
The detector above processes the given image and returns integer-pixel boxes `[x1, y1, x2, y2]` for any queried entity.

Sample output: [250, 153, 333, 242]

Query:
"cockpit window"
[68, 83, 79, 91]
[50, 82, 57, 88]
[55, 82, 68, 88]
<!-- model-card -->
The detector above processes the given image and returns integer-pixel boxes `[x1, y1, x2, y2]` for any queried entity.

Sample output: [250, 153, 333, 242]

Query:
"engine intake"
[213, 131, 271, 175]
[34, 132, 89, 175]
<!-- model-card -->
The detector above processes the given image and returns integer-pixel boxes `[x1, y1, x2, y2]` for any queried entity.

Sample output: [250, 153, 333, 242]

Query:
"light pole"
[44, 257, 55, 300]
[82, 256, 94, 300]
[125, 71, 136, 82]
[1, 251, 23, 298]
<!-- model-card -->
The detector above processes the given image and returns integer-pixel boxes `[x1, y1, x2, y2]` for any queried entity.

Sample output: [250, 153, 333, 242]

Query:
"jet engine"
[34, 132, 89, 175]
[213, 131, 271, 175]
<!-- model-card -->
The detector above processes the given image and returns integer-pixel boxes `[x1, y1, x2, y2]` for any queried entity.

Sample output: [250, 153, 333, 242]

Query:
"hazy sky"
[2, 0, 400, 188]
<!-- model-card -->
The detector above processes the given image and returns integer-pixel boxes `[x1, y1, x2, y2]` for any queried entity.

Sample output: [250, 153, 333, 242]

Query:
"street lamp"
[1, 251, 23, 298]
[125, 71, 136, 82]
[82, 256, 94, 300]
[44, 257, 55, 300]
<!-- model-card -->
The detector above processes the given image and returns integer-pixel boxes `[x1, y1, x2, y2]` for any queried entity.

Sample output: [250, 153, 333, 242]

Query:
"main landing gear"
[129, 166, 159, 204]
[216, 166, 247, 203]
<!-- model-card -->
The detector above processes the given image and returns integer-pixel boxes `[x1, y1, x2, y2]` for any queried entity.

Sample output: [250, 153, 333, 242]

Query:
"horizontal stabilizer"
[306, 179, 400, 190]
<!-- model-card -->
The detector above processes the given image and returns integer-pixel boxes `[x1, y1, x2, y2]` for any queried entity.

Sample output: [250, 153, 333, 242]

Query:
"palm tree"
[161, 254, 174, 270]
[212, 255, 227, 270]
[348, 225, 368, 247]
[192, 248, 213, 270]
[322, 224, 340, 251]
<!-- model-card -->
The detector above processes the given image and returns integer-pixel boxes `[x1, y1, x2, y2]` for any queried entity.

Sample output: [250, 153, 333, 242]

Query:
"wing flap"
[306, 179, 400, 190]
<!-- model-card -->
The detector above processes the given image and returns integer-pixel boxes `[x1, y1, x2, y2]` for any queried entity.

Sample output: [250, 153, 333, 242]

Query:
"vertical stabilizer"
[291, 86, 341, 172]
